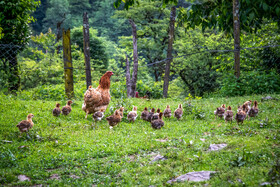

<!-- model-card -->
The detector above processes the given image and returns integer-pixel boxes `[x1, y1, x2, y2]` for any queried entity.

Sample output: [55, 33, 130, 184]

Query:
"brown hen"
[82, 71, 114, 119]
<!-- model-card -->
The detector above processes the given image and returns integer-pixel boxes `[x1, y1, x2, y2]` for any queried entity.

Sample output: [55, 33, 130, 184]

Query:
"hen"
[17, 114, 34, 135]
[248, 100, 259, 119]
[127, 106, 138, 122]
[52, 103, 61, 117]
[151, 112, 164, 129]
[174, 104, 183, 120]
[106, 110, 121, 128]
[82, 71, 114, 119]
[224, 106, 234, 123]
[214, 104, 226, 119]
[62, 100, 73, 115]
[163, 105, 172, 118]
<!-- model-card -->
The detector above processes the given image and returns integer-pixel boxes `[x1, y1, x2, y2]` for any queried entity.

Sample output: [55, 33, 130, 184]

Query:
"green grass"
[0, 94, 280, 186]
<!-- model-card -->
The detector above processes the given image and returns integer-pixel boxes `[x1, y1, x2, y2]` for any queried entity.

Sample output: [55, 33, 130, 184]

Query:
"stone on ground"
[208, 144, 227, 151]
[167, 171, 216, 183]
[18, 175, 30, 182]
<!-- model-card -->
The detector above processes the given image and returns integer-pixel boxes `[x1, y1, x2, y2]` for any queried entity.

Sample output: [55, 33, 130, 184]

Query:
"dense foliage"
[0, 0, 279, 97]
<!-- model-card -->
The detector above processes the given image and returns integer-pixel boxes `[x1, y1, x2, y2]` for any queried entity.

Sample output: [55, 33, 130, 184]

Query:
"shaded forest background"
[0, 0, 280, 99]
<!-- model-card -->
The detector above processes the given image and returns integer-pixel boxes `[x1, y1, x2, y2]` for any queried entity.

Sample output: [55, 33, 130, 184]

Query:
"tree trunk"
[62, 28, 74, 99]
[83, 12, 92, 89]
[8, 53, 20, 93]
[125, 54, 132, 97]
[163, 6, 176, 98]
[129, 19, 138, 98]
[233, 0, 240, 78]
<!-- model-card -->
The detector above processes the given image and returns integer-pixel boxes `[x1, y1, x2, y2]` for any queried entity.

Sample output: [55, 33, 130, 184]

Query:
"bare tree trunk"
[125, 54, 132, 97]
[83, 12, 92, 89]
[233, 0, 240, 78]
[129, 19, 138, 98]
[163, 6, 176, 98]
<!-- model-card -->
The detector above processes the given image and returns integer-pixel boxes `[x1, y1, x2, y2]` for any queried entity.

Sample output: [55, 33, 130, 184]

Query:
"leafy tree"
[172, 27, 231, 96]
[71, 26, 109, 72]
[42, 0, 72, 33]
[69, 0, 91, 28]
[31, 0, 48, 34]
[0, 0, 40, 92]
[115, 0, 172, 81]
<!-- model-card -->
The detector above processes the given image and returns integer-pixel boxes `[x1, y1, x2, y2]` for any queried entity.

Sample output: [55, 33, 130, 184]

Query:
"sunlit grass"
[0, 94, 279, 186]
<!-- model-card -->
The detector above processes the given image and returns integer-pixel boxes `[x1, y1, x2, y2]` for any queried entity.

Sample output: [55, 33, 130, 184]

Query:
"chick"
[62, 100, 73, 115]
[147, 108, 156, 122]
[214, 104, 226, 119]
[224, 106, 234, 123]
[106, 110, 121, 127]
[151, 108, 161, 121]
[151, 112, 164, 129]
[248, 100, 259, 119]
[16, 114, 34, 135]
[163, 105, 172, 118]
[127, 106, 138, 122]
[174, 104, 183, 120]
[117, 107, 124, 118]
[93, 109, 105, 121]
[243, 100, 252, 114]
[52, 103, 61, 117]
[141, 107, 149, 121]
[235, 104, 247, 125]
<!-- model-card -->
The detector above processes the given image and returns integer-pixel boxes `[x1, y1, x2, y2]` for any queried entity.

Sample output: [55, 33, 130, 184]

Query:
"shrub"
[219, 71, 280, 96]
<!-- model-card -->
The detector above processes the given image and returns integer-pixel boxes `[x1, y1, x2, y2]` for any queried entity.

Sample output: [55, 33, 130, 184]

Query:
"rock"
[208, 144, 227, 151]
[50, 174, 60, 180]
[150, 154, 167, 163]
[261, 96, 278, 101]
[18, 175, 30, 182]
[167, 171, 216, 183]
[155, 139, 168, 142]
[70, 174, 80, 179]
[260, 182, 271, 186]
[2, 140, 13, 143]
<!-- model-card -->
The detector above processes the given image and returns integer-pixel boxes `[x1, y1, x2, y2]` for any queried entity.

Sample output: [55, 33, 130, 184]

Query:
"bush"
[219, 71, 280, 96]
[15, 79, 164, 101]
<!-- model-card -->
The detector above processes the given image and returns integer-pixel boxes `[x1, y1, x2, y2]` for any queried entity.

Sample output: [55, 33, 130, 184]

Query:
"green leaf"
[263, 3, 268, 11]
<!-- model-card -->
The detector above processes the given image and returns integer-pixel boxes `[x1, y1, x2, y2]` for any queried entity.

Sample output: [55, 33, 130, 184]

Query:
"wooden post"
[62, 28, 74, 99]
[163, 6, 176, 98]
[83, 12, 92, 89]
[233, 0, 241, 78]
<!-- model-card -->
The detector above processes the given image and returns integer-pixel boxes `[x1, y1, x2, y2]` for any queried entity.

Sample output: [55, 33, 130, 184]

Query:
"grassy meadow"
[0, 94, 280, 186]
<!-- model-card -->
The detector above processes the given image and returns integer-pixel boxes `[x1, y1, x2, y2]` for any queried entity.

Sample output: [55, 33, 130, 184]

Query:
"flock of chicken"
[15, 71, 259, 135]
[214, 100, 259, 124]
